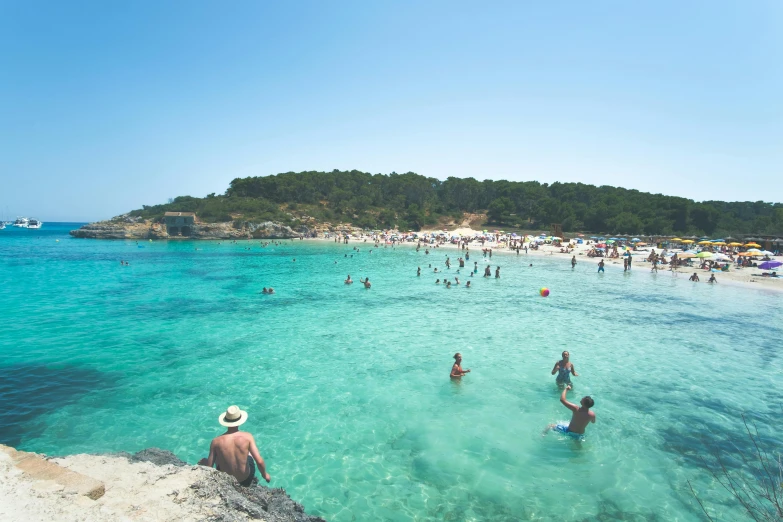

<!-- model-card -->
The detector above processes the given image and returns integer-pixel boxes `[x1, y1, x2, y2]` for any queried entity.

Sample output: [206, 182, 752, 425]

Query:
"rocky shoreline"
[0, 445, 325, 522]
[69, 217, 367, 240]
[69, 219, 306, 240]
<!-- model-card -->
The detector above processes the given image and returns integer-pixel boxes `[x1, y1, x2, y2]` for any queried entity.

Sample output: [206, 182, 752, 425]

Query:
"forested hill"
[128, 170, 783, 236]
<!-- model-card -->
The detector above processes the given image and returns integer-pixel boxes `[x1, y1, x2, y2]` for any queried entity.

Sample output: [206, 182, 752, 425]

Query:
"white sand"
[328, 227, 783, 292]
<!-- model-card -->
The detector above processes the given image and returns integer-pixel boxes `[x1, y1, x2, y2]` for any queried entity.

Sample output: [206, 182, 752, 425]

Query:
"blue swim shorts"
[552, 422, 585, 441]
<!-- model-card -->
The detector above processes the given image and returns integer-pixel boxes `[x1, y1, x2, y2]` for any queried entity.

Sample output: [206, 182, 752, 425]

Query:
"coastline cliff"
[69, 218, 307, 240]
[0, 445, 325, 522]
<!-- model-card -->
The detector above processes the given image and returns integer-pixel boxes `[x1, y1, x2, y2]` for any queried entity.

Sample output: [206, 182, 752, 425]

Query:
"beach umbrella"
[698, 240, 712, 245]
[758, 261, 782, 270]
[747, 248, 762, 253]
[745, 242, 761, 248]
[712, 241, 726, 246]
[709, 254, 731, 262]
[631, 237, 641, 242]
[589, 236, 598, 239]
[681, 240, 694, 244]
[728, 242, 743, 247]
[671, 237, 683, 242]
[637, 242, 647, 246]
[678, 253, 696, 259]
[552, 236, 562, 240]
[695, 252, 713, 258]
[609, 237, 619, 240]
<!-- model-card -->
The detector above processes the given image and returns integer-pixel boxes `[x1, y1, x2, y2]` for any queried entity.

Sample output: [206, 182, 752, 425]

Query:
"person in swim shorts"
[199, 405, 271, 486]
[598, 259, 605, 273]
[546, 385, 595, 438]
[551, 351, 578, 387]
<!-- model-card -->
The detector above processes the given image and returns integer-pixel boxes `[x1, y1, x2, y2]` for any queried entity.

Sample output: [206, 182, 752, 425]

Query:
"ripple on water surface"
[0, 228, 781, 521]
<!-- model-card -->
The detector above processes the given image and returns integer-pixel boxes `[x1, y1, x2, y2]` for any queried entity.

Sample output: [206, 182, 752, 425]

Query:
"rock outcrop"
[0, 446, 326, 522]
[70, 219, 307, 240]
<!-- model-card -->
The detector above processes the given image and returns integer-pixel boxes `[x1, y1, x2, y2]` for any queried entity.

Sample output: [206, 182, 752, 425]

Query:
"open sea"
[1, 222, 781, 521]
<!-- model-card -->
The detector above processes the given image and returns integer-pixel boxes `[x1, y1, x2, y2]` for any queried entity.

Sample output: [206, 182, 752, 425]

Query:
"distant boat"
[12, 217, 29, 228]
[0, 222, 5, 230]
[27, 218, 43, 229]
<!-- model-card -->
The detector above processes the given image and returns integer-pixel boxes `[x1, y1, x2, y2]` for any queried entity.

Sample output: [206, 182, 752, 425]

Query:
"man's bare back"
[199, 409, 270, 485]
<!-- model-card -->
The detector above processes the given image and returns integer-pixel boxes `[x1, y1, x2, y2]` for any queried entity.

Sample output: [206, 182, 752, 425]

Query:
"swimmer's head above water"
[580, 396, 594, 409]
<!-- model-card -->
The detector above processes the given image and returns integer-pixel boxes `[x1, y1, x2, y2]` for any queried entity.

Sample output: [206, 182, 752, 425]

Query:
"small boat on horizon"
[27, 218, 43, 229]
[12, 217, 29, 228]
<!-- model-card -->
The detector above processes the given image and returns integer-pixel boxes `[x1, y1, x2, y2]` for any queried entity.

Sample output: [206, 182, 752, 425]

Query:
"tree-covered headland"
[128, 170, 783, 236]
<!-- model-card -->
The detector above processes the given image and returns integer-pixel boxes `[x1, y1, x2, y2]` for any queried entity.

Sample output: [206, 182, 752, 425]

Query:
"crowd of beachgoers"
[319, 228, 783, 290]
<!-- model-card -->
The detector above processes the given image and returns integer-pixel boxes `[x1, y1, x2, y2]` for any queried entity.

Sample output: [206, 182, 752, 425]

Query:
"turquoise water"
[1, 223, 781, 521]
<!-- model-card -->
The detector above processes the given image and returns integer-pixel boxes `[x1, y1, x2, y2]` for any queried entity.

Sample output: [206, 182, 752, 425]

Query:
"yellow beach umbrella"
[681, 239, 694, 244]
[712, 241, 726, 246]
[745, 242, 761, 248]
[698, 240, 712, 245]
[738, 252, 758, 257]
[728, 242, 743, 247]
[671, 237, 683, 242]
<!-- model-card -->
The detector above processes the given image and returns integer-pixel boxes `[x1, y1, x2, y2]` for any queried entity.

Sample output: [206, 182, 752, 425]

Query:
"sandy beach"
[315, 227, 783, 293]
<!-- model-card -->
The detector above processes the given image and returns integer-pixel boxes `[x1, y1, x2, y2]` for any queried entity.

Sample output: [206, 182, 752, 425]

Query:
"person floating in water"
[344, 274, 353, 284]
[597, 259, 605, 273]
[545, 386, 595, 438]
[551, 351, 578, 387]
[360, 277, 371, 289]
[198, 405, 271, 485]
[450, 353, 470, 379]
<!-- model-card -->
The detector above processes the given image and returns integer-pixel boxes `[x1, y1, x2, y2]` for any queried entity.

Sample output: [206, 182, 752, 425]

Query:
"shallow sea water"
[1, 223, 781, 521]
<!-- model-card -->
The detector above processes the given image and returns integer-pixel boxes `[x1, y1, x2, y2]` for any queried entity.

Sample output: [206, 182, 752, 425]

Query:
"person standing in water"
[417, 267, 421, 276]
[495, 266, 500, 278]
[551, 351, 578, 387]
[360, 277, 371, 288]
[344, 274, 353, 284]
[571, 256, 577, 268]
[597, 259, 605, 273]
[450, 353, 470, 378]
[546, 386, 595, 438]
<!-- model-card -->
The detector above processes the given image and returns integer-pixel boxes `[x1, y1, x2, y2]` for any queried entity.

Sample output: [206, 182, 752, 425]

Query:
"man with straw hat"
[198, 405, 271, 486]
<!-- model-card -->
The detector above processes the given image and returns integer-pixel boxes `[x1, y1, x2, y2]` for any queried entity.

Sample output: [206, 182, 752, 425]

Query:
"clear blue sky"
[1, 1, 781, 222]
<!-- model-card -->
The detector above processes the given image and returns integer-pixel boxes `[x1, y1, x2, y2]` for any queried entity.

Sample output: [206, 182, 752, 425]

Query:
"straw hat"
[219, 405, 248, 427]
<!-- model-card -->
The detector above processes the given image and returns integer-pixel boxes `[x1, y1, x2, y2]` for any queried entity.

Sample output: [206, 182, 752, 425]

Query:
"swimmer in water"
[417, 267, 421, 276]
[261, 287, 268, 294]
[466, 281, 471, 288]
[360, 277, 371, 289]
[267, 288, 275, 294]
[436, 279, 440, 284]
[446, 281, 451, 288]
[450, 353, 470, 379]
[344, 274, 353, 284]
[551, 351, 578, 387]
[545, 385, 595, 438]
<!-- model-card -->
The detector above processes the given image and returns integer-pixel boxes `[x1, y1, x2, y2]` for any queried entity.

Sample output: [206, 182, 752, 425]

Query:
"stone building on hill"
[164, 212, 196, 237]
